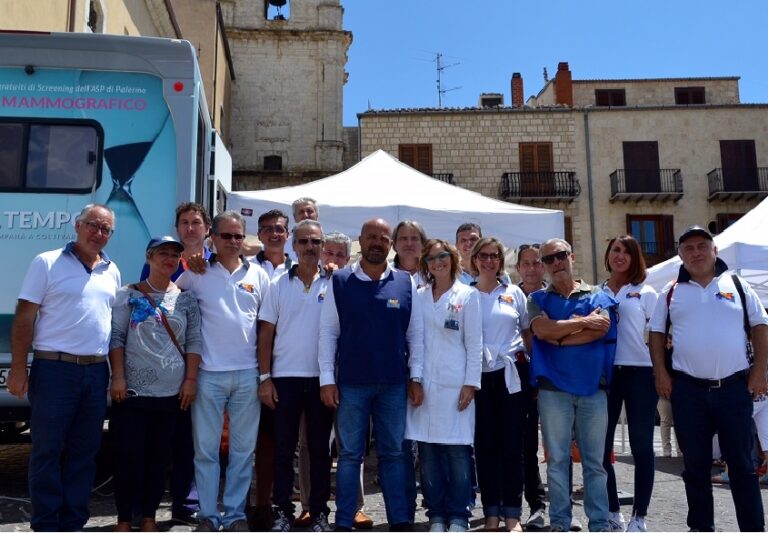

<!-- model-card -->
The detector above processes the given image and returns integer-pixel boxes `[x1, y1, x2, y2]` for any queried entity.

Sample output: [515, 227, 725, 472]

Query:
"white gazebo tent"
[646, 196, 768, 305]
[227, 150, 564, 249]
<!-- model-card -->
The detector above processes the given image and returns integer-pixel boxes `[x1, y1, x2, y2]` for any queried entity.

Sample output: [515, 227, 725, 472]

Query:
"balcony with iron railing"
[432, 173, 455, 185]
[499, 171, 580, 202]
[609, 169, 683, 203]
[707, 167, 768, 201]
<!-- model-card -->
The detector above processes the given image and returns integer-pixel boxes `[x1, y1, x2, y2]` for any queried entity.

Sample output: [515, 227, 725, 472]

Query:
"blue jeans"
[28, 358, 109, 531]
[539, 388, 609, 532]
[192, 368, 260, 530]
[603, 366, 657, 516]
[671, 375, 764, 532]
[335, 383, 408, 527]
[418, 442, 473, 529]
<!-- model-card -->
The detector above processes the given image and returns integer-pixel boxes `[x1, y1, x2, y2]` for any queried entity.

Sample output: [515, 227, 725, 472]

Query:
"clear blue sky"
[341, 0, 766, 126]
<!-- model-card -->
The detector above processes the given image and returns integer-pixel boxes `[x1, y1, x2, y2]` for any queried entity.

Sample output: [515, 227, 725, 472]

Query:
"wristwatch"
[410, 377, 422, 384]
[258, 372, 271, 384]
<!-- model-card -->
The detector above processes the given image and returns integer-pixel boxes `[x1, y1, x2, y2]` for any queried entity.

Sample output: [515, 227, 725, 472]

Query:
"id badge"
[444, 318, 460, 330]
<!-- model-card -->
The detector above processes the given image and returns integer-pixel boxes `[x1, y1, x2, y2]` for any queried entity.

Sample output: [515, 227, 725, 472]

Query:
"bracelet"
[184, 376, 197, 382]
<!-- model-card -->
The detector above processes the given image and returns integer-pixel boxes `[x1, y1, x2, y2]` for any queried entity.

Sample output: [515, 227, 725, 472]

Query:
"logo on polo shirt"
[715, 291, 735, 302]
[387, 298, 400, 309]
[498, 295, 514, 305]
[238, 283, 255, 294]
[626, 292, 641, 299]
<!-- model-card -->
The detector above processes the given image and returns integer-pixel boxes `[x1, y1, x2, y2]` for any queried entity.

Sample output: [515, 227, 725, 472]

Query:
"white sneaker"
[429, 523, 447, 532]
[626, 516, 647, 532]
[607, 512, 625, 532]
[570, 516, 583, 531]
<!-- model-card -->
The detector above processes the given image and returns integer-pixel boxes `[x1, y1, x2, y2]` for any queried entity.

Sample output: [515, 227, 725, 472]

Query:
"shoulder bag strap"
[730, 274, 751, 338]
[132, 283, 186, 359]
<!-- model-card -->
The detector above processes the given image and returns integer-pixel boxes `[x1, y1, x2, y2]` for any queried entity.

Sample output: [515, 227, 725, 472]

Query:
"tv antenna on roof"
[436, 52, 460, 108]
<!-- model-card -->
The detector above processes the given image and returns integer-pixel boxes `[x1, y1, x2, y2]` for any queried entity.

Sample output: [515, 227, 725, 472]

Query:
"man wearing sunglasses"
[257, 219, 334, 532]
[9, 204, 121, 531]
[176, 211, 271, 532]
[526, 239, 618, 533]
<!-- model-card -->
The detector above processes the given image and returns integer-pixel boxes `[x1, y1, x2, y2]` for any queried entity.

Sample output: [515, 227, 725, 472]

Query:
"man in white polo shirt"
[649, 225, 768, 532]
[257, 219, 334, 532]
[8, 204, 121, 531]
[176, 211, 270, 533]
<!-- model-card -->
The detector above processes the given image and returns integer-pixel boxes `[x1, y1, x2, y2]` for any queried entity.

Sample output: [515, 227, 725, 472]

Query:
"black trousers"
[516, 360, 547, 512]
[272, 377, 334, 518]
[112, 395, 179, 522]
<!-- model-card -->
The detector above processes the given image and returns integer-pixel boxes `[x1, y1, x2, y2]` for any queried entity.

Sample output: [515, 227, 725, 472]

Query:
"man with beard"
[319, 218, 424, 531]
[257, 220, 334, 532]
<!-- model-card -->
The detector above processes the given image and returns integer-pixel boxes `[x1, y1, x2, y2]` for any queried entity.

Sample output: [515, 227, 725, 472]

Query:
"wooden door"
[623, 141, 660, 193]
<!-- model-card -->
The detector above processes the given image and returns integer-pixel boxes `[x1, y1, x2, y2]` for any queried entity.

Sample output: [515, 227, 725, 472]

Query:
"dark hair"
[257, 209, 289, 228]
[515, 243, 541, 266]
[469, 237, 506, 277]
[418, 239, 461, 284]
[175, 202, 211, 228]
[393, 220, 428, 269]
[455, 222, 482, 241]
[604, 235, 647, 285]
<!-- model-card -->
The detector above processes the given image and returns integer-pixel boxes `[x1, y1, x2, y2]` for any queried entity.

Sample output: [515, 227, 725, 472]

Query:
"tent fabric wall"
[227, 150, 564, 250]
[645, 196, 768, 306]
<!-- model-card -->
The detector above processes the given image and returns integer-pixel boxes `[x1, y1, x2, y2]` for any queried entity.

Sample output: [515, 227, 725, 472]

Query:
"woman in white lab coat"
[405, 239, 483, 532]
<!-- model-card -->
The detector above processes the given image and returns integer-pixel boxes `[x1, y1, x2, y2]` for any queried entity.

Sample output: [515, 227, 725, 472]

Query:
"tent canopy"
[646, 196, 768, 305]
[227, 150, 563, 248]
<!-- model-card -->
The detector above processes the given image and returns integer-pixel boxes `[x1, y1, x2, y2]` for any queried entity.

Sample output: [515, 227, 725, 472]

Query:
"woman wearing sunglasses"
[600, 235, 659, 532]
[405, 239, 482, 532]
[470, 237, 531, 532]
[109, 236, 202, 532]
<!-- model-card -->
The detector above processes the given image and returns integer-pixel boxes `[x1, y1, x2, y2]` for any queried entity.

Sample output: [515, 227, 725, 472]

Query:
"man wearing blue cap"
[649, 225, 768, 532]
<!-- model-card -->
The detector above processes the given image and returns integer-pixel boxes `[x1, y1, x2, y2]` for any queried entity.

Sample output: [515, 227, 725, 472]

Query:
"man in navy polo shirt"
[650, 225, 768, 532]
[318, 218, 424, 531]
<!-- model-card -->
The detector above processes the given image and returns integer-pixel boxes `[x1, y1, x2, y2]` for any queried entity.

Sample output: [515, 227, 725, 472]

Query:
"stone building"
[358, 62, 768, 282]
[218, 0, 352, 190]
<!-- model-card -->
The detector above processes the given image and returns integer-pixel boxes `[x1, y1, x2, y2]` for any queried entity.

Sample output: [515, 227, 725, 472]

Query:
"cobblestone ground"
[1, 428, 767, 531]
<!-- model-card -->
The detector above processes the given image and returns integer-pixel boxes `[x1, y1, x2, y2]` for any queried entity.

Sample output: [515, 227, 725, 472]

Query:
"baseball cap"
[678, 225, 713, 245]
[146, 235, 184, 252]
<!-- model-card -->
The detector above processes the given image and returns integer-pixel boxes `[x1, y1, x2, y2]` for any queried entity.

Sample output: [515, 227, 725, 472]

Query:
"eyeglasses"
[83, 221, 114, 236]
[216, 232, 245, 241]
[518, 243, 540, 252]
[425, 251, 451, 263]
[296, 238, 323, 246]
[541, 250, 571, 264]
[476, 252, 502, 262]
[259, 225, 287, 235]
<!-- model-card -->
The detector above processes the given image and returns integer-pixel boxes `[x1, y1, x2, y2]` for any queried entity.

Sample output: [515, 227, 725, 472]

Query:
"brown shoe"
[294, 510, 312, 527]
[354, 511, 374, 529]
[115, 522, 132, 532]
[139, 518, 158, 532]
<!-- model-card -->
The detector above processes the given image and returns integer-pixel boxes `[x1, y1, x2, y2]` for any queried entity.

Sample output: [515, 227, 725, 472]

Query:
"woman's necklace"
[146, 278, 172, 293]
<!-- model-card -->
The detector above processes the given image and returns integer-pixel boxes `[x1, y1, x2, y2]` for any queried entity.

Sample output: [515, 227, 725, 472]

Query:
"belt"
[514, 351, 528, 364]
[672, 369, 747, 389]
[34, 350, 106, 366]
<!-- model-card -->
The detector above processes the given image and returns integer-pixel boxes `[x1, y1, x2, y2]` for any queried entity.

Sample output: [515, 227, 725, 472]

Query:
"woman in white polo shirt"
[600, 235, 659, 533]
[405, 239, 482, 532]
[470, 237, 530, 532]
